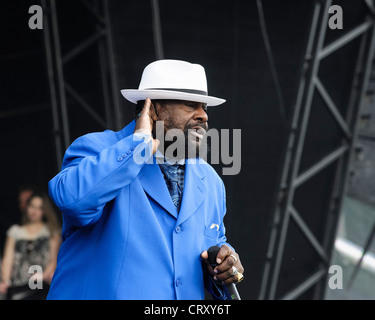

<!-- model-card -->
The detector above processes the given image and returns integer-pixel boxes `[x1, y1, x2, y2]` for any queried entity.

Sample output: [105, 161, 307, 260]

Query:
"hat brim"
[121, 89, 226, 107]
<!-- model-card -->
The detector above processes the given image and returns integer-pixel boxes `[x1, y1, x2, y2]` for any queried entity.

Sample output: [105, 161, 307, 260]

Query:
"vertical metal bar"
[268, 0, 332, 300]
[41, 0, 62, 170]
[42, 0, 126, 169]
[94, 0, 112, 128]
[150, 0, 165, 60]
[268, 208, 291, 299]
[103, 0, 122, 130]
[346, 22, 372, 125]
[98, 37, 112, 128]
[50, 0, 71, 148]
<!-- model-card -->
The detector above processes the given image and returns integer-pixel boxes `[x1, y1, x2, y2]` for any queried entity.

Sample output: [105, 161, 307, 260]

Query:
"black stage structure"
[1, 0, 374, 300]
[259, 0, 375, 300]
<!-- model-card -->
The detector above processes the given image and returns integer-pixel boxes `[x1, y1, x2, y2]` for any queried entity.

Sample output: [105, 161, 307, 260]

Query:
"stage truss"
[259, 0, 375, 300]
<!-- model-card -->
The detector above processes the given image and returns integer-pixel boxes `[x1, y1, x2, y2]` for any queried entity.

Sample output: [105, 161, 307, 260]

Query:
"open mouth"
[189, 131, 204, 139]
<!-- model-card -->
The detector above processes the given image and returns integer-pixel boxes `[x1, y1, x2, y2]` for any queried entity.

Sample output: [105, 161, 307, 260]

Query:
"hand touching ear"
[134, 98, 160, 154]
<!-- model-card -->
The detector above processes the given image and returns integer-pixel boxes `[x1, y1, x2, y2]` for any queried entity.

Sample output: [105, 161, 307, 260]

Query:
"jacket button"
[176, 279, 182, 287]
[117, 156, 123, 162]
[175, 226, 181, 233]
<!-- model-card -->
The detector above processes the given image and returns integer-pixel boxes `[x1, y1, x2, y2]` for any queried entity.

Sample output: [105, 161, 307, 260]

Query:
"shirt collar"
[155, 149, 185, 165]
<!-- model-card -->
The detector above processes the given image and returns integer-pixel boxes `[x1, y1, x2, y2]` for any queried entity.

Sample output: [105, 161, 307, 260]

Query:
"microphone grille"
[207, 245, 221, 266]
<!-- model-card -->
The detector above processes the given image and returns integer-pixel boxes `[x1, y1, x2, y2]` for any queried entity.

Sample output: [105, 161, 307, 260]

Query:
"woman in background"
[0, 192, 60, 300]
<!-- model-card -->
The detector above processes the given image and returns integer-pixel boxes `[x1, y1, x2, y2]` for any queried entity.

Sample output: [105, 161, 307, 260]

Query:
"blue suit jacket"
[47, 120, 232, 300]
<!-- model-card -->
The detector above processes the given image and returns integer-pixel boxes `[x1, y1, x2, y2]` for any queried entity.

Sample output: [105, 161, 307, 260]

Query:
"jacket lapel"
[118, 120, 178, 219]
[139, 159, 178, 219]
[138, 157, 208, 223]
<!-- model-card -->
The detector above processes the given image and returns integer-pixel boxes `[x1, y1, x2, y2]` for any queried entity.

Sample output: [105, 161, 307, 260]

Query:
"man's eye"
[186, 104, 207, 113]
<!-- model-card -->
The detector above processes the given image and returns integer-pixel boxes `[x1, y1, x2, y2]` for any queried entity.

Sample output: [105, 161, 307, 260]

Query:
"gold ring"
[235, 272, 244, 283]
[230, 266, 244, 283]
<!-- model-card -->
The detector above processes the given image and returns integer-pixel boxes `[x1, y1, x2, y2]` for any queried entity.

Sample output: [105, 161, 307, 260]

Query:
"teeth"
[189, 131, 203, 139]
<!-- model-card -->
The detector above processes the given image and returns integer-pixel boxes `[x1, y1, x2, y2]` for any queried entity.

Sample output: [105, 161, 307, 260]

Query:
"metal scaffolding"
[41, 0, 122, 170]
[41, 0, 164, 170]
[259, 0, 375, 300]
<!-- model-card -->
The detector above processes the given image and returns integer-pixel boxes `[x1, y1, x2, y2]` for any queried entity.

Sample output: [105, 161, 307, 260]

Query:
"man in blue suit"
[47, 60, 244, 300]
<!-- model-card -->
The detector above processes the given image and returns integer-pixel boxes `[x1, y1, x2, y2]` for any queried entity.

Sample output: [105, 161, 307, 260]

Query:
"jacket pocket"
[204, 225, 219, 240]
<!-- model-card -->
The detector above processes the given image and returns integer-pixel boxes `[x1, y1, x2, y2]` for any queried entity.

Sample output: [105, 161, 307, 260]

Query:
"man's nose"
[194, 106, 208, 124]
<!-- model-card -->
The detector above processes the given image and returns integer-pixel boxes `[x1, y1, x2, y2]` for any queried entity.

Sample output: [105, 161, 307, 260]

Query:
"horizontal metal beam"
[358, 133, 375, 141]
[65, 83, 106, 128]
[0, 105, 49, 120]
[319, 19, 373, 60]
[281, 268, 326, 300]
[293, 144, 348, 188]
[62, 29, 105, 64]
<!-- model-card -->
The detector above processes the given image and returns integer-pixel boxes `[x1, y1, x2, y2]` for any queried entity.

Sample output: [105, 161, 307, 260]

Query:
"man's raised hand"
[133, 98, 160, 154]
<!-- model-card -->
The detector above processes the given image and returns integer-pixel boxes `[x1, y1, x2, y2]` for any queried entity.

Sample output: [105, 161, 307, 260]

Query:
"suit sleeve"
[216, 180, 235, 252]
[204, 179, 236, 300]
[48, 132, 153, 228]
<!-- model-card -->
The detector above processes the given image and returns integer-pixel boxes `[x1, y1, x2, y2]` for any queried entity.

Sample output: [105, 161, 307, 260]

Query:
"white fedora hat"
[121, 59, 226, 106]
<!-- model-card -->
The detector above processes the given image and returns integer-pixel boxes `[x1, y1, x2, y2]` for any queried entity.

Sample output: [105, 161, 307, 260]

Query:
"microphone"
[207, 245, 241, 300]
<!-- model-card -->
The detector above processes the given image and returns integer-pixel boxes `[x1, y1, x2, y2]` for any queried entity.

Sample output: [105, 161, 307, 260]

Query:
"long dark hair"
[21, 192, 61, 235]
